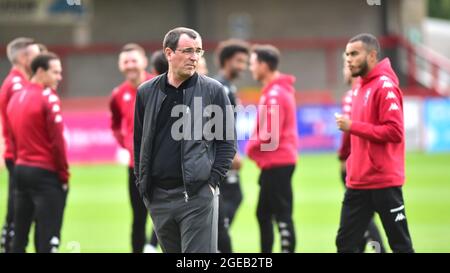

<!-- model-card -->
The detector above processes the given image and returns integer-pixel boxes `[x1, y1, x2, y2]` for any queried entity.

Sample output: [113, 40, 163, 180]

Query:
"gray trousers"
[148, 183, 219, 253]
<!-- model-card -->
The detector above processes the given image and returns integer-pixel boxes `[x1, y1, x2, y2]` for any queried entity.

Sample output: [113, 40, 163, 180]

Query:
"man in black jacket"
[134, 27, 236, 253]
[213, 39, 249, 253]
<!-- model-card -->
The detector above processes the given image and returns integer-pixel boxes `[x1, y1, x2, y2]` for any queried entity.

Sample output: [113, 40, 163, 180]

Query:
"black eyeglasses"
[175, 47, 205, 57]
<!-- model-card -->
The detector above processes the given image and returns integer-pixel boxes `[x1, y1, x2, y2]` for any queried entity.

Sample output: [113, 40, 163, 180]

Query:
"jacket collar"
[159, 72, 198, 92]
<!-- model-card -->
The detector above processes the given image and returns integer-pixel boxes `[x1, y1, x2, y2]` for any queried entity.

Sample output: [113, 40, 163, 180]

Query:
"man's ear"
[32, 67, 44, 79]
[369, 49, 378, 63]
[35, 67, 44, 75]
[261, 61, 270, 73]
[164, 47, 173, 61]
[17, 51, 28, 66]
[222, 58, 230, 70]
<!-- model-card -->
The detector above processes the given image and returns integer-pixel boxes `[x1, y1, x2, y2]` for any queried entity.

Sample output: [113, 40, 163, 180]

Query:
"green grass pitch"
[1, 152, 449, 253]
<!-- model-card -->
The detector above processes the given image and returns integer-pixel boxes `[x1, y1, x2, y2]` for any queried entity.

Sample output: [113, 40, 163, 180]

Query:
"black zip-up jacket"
[134, 73, 236, 205]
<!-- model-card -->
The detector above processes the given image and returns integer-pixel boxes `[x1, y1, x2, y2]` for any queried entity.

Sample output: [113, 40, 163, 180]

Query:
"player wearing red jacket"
[247, 44, 298, 253]
[335, 33, 413, 253]
[8, 53, 68, 253]
[337, 58, 385, 253]
[0, 37, 40, 253]
[109, 43, 155, 253]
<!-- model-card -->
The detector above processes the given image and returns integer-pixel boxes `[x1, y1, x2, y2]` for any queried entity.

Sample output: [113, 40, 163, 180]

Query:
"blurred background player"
[197, 56, 209, 75]
[109, 43, 155, 253]
[213, 39, 249, 253]
[337, 53, 386, 253]
[335, 33, 414, 253]
[150, 49, 169, 76]
[0, 37, 40, 253]
[246, 44, 298, 253]
[8, 52, 69, 253]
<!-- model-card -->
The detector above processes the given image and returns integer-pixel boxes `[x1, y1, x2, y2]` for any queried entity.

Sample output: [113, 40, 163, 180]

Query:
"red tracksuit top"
[0, 68, 29, 161]
[109, 73, 154, 167]
[7, 82, 69, 184]
[246, 74, 299, 169]
[346, 58, 405, 189]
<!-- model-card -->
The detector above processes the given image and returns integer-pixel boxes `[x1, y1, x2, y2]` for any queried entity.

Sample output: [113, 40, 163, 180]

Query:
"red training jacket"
[0, 68, 29, 161]
[246, 74, 299, 169]
[346, 58, 405, 189]
[109, 73, 154, 167]
[7, 82, 69, 184]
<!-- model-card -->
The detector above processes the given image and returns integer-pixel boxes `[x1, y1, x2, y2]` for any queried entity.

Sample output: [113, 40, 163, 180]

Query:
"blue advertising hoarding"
[296, 105, 342, 152]
[236, 105, 342, 154]
[424, 98, 450, 152]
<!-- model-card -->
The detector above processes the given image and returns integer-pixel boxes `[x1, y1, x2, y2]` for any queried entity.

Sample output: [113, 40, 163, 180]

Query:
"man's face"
[249, 53, 265, 82]
[345, 41, 369, 77]
[225, 52, 249, 80]
[119, 50, 147, 82]
[22, 44, 40, 75]
[166, 33, 203, 79]
[42, 59, 63, 90]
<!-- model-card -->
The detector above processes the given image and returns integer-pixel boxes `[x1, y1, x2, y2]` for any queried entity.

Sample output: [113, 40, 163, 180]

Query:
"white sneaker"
[143, 244, 158, 253]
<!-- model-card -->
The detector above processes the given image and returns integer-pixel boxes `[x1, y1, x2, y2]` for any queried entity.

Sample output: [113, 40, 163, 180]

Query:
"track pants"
[257, 165, 296, 253]
[11, 165, 67, 253]
[336, 186, 414, 253]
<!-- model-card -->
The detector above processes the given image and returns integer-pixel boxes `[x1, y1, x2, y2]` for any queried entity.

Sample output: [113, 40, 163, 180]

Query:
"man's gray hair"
[6, 37, 35, 64]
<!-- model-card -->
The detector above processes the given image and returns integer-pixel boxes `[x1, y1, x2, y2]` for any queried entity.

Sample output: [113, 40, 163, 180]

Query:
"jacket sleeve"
[109, 91, 125, 148]
[338, 132, 351, 161]
[208, 85, 236, 188]
[0, 84, 9, 147]
[133, 88, 145, 180]
[350, 85, 403, 144]
[0, 83, 14, 159]
[45, 93, 69, 184]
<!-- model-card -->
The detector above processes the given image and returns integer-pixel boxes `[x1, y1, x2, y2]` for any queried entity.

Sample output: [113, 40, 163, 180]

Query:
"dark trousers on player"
[257, 164, 296, 253]
[217, 170, 243, 253]
[1, 159, 15, 253]
[340, 169, 386, 253]
[128, 167, 158, 253]
[148, 183, 219, 253]
[336, 186, 414, 253]
[12, 165, 67, 253]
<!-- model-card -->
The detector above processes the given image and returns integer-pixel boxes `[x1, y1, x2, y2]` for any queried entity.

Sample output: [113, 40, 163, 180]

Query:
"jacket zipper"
[181, 88, 189, 202]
